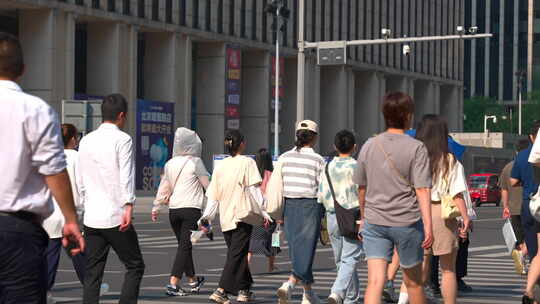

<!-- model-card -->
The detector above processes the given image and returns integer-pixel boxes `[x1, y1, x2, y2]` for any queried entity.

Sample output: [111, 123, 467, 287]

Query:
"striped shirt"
[279, 147, 326, 198]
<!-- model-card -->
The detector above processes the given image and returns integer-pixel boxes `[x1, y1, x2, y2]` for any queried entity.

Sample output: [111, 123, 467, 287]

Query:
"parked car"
[468, 173, 501, 207]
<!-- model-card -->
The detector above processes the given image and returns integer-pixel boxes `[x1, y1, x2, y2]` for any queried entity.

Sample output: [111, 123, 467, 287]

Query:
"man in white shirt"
[77, 93, 145, 303]
[0, 32, 85, 303]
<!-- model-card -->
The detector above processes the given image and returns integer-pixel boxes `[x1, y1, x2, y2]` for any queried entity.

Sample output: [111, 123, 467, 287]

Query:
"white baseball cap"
[296, 120, 318, 134]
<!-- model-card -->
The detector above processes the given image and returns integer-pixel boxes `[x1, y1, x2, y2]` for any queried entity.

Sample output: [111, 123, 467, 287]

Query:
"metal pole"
[519, 88, 522, 135]
[296, 0, 305, 123]
[274, 6, 281, 156]
[303, 33, 493, 48]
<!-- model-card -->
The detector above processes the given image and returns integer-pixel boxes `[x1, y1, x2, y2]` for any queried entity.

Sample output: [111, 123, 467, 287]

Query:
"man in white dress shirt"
[77, 93, 145, 304]
[0, 32, 85, 303]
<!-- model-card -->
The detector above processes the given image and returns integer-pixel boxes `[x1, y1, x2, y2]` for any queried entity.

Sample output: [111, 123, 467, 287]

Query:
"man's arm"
[358, 186, 366, 219]
[44, 170, 85, 255]
[416, 187, 433, 249]
[118, 137, 136, 232]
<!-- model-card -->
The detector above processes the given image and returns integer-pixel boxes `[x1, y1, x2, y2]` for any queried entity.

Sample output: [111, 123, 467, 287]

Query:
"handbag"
[324, 162, 361, 240]
[271, 224, 284, 247]
[234, 162, 265, 226]
[530, 186, 540, 221]
[440, 171, 461, 220]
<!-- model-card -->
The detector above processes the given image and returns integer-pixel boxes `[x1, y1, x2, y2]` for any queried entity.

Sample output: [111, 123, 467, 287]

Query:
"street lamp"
[484, 115, 497, 145]
[265, 0, 290, 157]
[515, 70, 526, 135]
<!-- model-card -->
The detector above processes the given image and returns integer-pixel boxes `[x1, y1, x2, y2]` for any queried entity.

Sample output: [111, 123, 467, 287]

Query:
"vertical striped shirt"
[279, 147, 326, 198]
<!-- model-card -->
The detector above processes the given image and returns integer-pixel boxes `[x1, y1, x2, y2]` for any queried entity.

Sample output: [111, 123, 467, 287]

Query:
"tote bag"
[440, 174, 461, 220]
[234, 162, 265, 226]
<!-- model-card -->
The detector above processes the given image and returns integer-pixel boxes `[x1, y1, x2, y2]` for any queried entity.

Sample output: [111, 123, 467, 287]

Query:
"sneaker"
[166, 284, 188, 296]
[382, 281, 398, 303]
[328, 293, 343, 304]
[301, 290, 321, 304]
[424, 286, 440, 304]
[47, 292, 56, 304]
[189, 276, 205, 293]
[210, 289, 231, 304]
[237, 290, 255, 302]
[457, 279, 473, 293]
[277, 282, 294, 304]
[513, 249, 526, 275]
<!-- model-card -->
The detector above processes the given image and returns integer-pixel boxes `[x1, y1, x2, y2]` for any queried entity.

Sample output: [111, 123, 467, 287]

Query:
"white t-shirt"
[161, 156, 209, 210]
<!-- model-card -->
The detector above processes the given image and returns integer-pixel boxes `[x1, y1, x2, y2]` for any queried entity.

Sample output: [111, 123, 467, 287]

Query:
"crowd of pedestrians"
[3, 30, 532, 304]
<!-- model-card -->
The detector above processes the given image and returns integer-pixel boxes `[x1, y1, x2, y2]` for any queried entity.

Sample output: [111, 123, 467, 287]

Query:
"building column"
[319, 66, 353, 154]
[86, 22, 137, 132]
[241, 50, 271, 154]
[194, 42, 226, 163]
[354, 70, 386, 142]
[440, 85, 460, 131]
[19, 9, 76, 113]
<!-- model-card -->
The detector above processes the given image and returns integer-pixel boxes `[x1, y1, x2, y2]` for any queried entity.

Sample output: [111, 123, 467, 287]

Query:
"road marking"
[468, 245, 507, 252]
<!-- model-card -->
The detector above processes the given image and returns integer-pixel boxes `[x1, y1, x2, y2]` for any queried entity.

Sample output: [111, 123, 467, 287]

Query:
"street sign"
[316, 41, 347, 65]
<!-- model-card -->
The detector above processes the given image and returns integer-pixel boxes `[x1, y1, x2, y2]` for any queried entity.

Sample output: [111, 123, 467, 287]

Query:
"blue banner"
[136, 99, 175, 191]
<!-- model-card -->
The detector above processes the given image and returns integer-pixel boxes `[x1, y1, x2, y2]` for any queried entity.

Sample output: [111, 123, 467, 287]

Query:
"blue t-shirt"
[511, 147, 539, 202]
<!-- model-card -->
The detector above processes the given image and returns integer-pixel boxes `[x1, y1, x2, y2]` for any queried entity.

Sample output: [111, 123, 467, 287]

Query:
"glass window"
[469, 176, 488, 188]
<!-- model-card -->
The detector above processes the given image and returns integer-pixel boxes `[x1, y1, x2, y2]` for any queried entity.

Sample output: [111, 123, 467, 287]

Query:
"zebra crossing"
[50, 221, 526, 303]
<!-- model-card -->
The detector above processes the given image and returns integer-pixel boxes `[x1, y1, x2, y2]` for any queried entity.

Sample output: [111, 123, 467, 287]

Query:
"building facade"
[0, 0, 464, 170]
[463, 0, 534, 102]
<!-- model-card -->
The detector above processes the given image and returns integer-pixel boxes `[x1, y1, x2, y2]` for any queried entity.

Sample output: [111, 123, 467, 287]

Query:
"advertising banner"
[136, 99, 175, 191]
[226, 46, 242, 130]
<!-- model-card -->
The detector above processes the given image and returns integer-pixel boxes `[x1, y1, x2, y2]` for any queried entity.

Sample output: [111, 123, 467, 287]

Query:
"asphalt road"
[50, 199, 524, 303]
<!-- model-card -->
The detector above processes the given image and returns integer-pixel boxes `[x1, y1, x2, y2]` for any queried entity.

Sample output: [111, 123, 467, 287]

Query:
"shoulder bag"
[162, 157, 191, 205]
[375, 138, 414, 194]
[325, 162, 361, 240]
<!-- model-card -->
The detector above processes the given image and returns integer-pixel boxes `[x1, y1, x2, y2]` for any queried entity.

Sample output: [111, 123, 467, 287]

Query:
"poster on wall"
[226, 46, 242, 130]
[270, 55, 285, 153]
[136, 99, 175, 191]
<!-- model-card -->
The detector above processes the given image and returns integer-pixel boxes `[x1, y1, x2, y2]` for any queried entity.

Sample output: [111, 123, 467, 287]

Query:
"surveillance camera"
[469, 26, 478, 34]
[381, 28, 392, 39]
[456, 26, 465, 35]
[402, 44, 411, 56]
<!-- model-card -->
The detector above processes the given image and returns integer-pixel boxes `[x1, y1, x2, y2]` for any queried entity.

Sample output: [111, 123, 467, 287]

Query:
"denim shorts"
[362, 220, 424, 269]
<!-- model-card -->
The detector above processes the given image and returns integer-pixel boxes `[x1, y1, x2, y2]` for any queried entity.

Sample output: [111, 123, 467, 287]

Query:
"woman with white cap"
[276, 120, 326, 304]
[152, 127, 209, 296]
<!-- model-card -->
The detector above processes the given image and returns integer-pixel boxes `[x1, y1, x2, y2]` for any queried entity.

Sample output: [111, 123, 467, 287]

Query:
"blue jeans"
[327, 213, 363, 303]
[283, 198, 323, 285]
[362, 220, 424, 269]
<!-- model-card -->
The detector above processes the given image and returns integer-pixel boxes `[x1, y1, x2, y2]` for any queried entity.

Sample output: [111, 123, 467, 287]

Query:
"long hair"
[224, 130, 244, 156]
[255, 148, 273, 177]
[61, 123, 78, 148]
[415, 115, 455, 180]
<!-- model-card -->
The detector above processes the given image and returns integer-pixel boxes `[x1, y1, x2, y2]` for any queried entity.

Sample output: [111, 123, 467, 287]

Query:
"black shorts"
[511, 215, 525, 244]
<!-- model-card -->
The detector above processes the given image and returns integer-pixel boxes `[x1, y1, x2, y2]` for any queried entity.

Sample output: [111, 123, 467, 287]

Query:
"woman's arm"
[198, 175, 210, 190]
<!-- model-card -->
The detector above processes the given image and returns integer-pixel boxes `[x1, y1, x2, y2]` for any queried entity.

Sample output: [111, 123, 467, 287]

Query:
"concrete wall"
[354, 71, 385, 142]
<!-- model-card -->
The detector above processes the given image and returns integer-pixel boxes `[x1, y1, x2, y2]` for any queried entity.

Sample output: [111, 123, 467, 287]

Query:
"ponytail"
[224, 130, 244, 156]
[61, 123, 78, 148]
[295, 129, 317, 151]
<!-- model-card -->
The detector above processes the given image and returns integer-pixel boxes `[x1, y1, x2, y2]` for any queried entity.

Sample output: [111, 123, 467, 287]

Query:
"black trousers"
[219, 222, 253, 295]
[45, 238, 87, 290]
[0, 214, 49, 304]
[83, 225, 145, 304]
[430, 236, 470, 287]
[169, 208, 201, 279]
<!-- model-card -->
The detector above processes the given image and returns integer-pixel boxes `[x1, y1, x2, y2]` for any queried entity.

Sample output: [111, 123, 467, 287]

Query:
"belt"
[0, 211, 40, 225]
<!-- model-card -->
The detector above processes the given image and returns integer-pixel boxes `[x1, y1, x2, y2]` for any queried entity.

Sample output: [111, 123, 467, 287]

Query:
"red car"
[468, 173, 501, 207]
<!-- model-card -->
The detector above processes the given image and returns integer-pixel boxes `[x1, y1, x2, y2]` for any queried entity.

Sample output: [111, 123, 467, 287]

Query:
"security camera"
[381, 28, 392, 39]
[469, 26, 478, 34]
[456, 26, 465, 35]
[402, 44, 411, 56]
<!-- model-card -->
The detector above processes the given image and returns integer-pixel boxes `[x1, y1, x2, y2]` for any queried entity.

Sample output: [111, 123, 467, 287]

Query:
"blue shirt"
[511, 147, 539, 202]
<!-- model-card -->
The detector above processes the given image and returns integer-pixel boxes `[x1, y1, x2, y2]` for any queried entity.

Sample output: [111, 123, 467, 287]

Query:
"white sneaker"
[327, 293, 343, 304]
[277, 282, 294, 304]
[301, 290, 321, 304]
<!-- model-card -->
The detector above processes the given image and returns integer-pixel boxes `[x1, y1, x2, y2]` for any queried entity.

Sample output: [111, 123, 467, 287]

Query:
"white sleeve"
[249, 185, 266, 208]
[200, 199, 219, 222]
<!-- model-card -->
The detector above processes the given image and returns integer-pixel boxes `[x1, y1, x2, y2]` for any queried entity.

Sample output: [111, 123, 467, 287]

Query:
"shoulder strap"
[375, 137, 413, 189]
[170, 156, 191, 190]
[325, 162, 340, 206]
